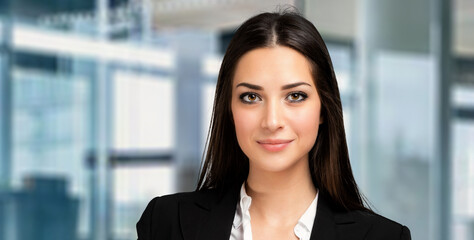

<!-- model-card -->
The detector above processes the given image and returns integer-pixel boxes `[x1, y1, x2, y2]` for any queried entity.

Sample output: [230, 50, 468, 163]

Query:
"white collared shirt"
[230, 183, 319, 240]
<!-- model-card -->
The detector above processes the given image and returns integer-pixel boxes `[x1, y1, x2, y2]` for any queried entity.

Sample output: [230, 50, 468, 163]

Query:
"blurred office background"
[0, 0, 473, 239]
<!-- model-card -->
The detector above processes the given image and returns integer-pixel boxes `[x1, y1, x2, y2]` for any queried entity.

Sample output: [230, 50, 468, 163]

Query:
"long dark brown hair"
[197, 10, 370, 212]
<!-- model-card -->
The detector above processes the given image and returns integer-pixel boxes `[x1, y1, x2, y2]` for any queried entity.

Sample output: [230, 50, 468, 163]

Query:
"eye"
[239, 93, 262, 104]
[286, 92, 308, 102]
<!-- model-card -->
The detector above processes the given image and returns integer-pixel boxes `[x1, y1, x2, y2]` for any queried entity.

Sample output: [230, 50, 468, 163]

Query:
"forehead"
[232, 46, 314, 87]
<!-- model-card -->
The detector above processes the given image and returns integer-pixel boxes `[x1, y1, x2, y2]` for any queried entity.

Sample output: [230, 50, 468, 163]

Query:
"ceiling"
[151, 0, 297, 31]
[150, 0, 474, 56]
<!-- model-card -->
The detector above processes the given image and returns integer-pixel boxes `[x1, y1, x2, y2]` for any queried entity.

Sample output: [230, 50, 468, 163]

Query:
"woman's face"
[231, 46, 322, 174]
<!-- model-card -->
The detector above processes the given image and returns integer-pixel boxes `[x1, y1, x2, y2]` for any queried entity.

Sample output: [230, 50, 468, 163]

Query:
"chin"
[249, 154, 304, 173]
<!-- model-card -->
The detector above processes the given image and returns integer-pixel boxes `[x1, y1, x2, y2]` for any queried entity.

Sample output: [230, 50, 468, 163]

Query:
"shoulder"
[148, 188, 220, 209]
[138, 189, 218, 220]
[146, 191, 205, 206]
[136, 189, 221, 239]
[347, 210, 411, 240]
[317, 192, 411, 239]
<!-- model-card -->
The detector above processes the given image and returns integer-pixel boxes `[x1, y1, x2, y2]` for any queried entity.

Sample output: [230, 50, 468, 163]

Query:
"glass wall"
[0, 0, 473, 239]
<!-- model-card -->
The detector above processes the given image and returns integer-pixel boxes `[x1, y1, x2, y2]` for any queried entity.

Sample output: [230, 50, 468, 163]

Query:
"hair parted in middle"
[197, 9, 370, 212]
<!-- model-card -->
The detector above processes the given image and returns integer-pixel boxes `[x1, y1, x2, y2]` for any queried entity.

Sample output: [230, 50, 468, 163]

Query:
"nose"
[261, 99, 284, 132]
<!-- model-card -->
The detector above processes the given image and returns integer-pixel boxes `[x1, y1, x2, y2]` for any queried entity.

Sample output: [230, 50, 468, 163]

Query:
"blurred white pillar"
[171, 31, 215, 192]
[141, 0, 153, 42]
[431, 0, 453, 239]
[91, 0, 112, 240]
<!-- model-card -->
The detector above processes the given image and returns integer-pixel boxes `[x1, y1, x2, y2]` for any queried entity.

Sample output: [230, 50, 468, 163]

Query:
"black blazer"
[136, 185, 411, 240]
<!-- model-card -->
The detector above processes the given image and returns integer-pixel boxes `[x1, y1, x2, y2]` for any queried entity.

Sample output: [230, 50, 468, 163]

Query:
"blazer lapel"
[310, 192, 338, 240]
[310, 192, 372, 240]
[179, 185, 240, 240]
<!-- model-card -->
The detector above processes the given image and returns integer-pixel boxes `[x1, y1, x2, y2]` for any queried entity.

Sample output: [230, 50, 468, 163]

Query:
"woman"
[137, 10, 411, 240]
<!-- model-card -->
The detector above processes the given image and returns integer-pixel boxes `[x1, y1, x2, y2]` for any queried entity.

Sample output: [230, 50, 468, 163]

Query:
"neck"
[245, 158, 317, 224]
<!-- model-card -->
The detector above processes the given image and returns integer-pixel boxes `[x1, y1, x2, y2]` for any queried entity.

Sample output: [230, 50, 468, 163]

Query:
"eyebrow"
[236, 82, 311, 90]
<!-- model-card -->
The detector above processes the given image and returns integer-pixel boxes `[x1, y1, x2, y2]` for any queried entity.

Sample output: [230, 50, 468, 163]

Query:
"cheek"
[232, 105, 257, 143]
[290, 105, 321, 141]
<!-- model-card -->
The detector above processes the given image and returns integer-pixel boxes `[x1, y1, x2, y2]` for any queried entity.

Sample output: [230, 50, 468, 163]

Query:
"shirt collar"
[294, 192, 319, 238]
[233, 183, 252, 228]
[232, 182, 319, 234]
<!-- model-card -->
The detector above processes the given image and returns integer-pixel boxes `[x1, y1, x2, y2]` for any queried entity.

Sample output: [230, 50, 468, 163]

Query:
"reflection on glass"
[113, 71, 175, 151]
[113, 164, 175, 239]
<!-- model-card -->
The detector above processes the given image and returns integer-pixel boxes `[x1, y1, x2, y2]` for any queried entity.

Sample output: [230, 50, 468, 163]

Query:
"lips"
[257, 139, 294, 152]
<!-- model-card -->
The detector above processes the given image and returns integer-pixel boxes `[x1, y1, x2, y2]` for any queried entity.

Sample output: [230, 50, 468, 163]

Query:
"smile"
[257, 139, 294, 152]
